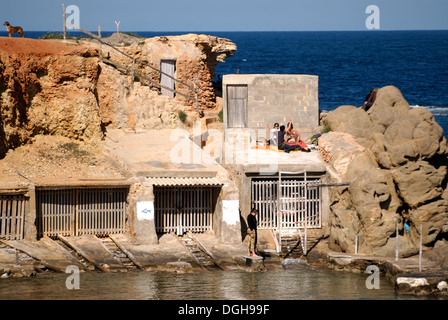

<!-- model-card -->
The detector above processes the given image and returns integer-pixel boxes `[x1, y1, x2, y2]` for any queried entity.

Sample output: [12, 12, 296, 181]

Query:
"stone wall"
[222, 74, 319, 140]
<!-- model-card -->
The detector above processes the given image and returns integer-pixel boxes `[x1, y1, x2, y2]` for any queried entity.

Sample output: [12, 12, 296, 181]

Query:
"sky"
[1, 0, 448, 32]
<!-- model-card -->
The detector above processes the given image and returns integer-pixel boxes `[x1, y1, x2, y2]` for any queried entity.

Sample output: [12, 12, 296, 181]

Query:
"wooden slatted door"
[154, 186, 214, 235]
[36, 188, 128, 238]
[226, 85, 248, 128]
[0, 194, 26, 240]
[251, 179, 278, 229]
[35, 189, 75, 238]
[77, 188, 127, 236]
[160, 60, 176, 98]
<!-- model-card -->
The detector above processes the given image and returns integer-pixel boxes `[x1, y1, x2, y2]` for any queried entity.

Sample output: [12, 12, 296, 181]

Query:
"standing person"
[247, 208, 260, 258]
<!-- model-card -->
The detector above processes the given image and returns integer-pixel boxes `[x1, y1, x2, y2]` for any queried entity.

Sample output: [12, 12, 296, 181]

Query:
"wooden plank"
[109, 234, 146, 271]
[0, 237, 85, 272]
[0, 197, 6, 237]
[10, 197, 17, 240]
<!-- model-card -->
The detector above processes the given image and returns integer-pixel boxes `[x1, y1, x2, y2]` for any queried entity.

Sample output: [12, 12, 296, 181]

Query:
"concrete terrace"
[104, 128, 327, 177]
[104, 128, 229, 178]
[233, 144, 326, 174]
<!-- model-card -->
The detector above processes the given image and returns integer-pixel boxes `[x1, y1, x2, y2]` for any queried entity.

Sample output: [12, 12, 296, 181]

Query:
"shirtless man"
[286, 117, 300, 143]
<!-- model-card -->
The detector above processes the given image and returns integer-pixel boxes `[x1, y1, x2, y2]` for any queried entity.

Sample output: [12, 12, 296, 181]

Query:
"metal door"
[160, 60, 176, 98]
[226, 85, 248, 128]
[251, 175, 322, 230]
[154, 186, 214, 235]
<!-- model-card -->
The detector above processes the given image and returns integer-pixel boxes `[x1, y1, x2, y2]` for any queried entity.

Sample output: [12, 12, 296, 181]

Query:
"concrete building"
[222, 74, 319, 141]
[221, 74, 328, 251]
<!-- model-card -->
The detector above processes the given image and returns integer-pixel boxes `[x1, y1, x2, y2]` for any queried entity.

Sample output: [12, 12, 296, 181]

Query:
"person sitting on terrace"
[267, 122, 280, 146]
[284, 118, 310, 153]
[277, 125, 287, 150]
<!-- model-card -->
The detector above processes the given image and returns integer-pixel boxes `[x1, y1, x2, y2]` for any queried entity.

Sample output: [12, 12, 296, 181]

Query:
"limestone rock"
[1, 34, 236, 157]
[101, 33, 236, 111]
[324, 105, 375, 147]
[321, 85, 448, 255]
[0, 38, 103, 158]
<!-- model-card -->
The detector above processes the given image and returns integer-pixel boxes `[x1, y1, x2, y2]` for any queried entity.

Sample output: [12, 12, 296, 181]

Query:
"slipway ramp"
[0, 236, 86, 272]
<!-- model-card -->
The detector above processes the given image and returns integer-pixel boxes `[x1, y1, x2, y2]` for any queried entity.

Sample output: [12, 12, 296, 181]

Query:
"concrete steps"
[177, 232, 225, 271]
[280, 230, 323, 258]
[97, 236, 138, 271]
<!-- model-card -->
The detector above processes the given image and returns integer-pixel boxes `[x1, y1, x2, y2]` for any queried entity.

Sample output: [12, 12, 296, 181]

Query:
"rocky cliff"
[0, 38, 103, 158]
[0, 34, 236, 158]
[99, 33, 236, 118]
[319, 86, 448, 257]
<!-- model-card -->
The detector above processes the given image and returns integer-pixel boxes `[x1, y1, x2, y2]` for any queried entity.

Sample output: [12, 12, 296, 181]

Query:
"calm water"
[0, 264, 417, 300]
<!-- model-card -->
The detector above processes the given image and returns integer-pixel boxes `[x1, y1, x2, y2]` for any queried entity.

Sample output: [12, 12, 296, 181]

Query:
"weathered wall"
[102, 34, 236, 113]
[222, 74, 319, 140]
[144, 34, 236, 110]
[97, 63, 186, 130]
[96, 33, 236, 130]
[128, 181, 158, 245]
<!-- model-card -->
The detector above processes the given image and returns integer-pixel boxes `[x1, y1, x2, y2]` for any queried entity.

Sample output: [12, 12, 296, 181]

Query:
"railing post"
[62, 3, 66, 40]
[98, 25, 103, 62]
[277, 171, 282, 252]
[419, 224, 423, 272]
[131, 58, 136, 90]
[395, 217, 399, 261]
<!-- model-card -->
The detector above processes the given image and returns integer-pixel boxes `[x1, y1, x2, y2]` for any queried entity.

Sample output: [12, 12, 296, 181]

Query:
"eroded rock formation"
[0, 38, 103, 158]
[320, 85, 448, 256]
[0, 34, 236, 158]
[99, 33, 237, 116]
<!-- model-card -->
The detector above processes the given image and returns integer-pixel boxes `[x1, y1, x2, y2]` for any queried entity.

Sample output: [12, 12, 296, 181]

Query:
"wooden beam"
[109, 234, 146, 271]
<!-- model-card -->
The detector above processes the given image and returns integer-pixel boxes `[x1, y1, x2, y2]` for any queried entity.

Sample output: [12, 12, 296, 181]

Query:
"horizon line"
[5, 28, 448, 33]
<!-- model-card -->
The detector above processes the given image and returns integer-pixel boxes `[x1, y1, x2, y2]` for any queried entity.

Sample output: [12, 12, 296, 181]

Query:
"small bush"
[321, 120, 331, 134]
[178, 110, 188, 123]
[218, 109, 223, 122]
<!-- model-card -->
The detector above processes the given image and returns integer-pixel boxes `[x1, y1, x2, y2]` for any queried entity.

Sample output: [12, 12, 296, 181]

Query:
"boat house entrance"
[35, 186, 129, 238]
[151, 177, 223, 236]
[251, 171, 322, 232]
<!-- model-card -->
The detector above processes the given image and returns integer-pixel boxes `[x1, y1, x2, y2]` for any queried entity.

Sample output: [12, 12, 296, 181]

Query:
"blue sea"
[2, 30, 448, 137]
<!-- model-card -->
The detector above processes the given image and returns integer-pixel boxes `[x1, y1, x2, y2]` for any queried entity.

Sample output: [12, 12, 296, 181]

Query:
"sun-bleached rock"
[320, 85, 448, 255]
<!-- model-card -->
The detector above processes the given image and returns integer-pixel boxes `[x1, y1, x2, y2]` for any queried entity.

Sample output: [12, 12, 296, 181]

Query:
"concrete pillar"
[131, 181, 158, 245]
[321, 186, 330, 231]
[24, 186, 37, 241]
[215, 182, 242, 244]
